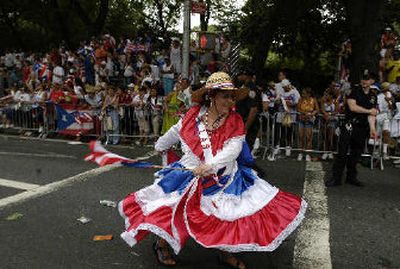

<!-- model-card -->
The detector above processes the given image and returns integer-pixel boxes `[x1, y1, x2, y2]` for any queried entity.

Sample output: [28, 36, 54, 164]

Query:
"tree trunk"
[51, 0, 72, 47]
[252, 35, 272, 78]
[345, 0, 384, 84]
[70, 0, 109, 38]
[200, 0, 211, 32]
[92, 0, 109, 36]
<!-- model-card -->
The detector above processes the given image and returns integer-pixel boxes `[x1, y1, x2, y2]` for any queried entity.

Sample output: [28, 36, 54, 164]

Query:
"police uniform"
[327, 85, 377, 186]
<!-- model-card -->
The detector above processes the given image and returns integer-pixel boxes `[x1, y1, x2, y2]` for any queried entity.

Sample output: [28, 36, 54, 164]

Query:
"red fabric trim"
[122, 193, 175, 243]
[185, 188, 302, 247]
[179, 106, 246, 160]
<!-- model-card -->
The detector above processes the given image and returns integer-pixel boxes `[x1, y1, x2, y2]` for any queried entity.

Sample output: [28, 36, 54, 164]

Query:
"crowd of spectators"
[0, 33, 232, 144]
[0, 29, 399, 162]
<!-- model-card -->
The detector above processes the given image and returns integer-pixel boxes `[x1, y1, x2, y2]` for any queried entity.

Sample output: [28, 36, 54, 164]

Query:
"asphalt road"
[0, 135, 398, 269]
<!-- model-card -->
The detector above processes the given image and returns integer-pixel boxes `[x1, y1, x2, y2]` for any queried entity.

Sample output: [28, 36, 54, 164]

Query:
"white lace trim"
[118, 199, 182, 254]
[121, 224, 182, 255]
[200, 174, 279, 221]
[184, 180, 308, 253]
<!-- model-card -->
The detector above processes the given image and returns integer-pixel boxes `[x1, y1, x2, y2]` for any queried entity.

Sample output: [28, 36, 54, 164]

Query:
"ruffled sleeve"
[209, 111, 246, 172]
[210, 135, 245, 172]
[155, 119, 182, 152]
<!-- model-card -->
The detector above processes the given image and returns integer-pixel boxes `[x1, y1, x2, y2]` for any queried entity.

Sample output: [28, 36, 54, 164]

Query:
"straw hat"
[381, 82, 390, 91]
[85, 84, 101, 93]
[192, 72, 249, 103]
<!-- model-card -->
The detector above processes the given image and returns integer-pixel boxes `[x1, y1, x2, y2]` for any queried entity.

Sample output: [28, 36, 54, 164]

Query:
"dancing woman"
[118, 72, 307, 268]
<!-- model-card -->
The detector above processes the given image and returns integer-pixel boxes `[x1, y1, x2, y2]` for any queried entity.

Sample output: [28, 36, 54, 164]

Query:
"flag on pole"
[85, 141, 154, 167]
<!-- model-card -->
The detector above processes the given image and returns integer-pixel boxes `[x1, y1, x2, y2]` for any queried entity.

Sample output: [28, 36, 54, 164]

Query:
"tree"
[342, 0, 385, 84]
[70, 0, 110, 38]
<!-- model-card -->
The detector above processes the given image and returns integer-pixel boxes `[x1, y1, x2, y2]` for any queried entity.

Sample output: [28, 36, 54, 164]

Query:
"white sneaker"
[273, 146, 280, 155]
[285, 147, 291, 157]
[38, 126, 43, 133]
[328, 153, 334, 159]
[383, 153, 390, 160]
[297, 153, 303, 161]
[267, 153, 276, 161]
[322, 153, 328, 160]
[393, 159, 400, 164]
[253, 138, 260, 150]
[305, 154, 311, 162]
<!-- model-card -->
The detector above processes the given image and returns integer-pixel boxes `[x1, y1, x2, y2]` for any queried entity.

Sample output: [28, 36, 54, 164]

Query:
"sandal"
[152, 241, 177, 267]
[218, 252, 246, 269]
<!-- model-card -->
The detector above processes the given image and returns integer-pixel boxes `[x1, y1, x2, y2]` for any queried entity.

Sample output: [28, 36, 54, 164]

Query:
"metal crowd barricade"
[258, 111, 400, 170]
[0, 102, 47, 134]
[101, 105, 159, 144]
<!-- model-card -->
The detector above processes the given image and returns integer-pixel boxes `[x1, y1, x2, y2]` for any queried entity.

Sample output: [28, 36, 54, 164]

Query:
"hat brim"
[192, 86, 249, 104]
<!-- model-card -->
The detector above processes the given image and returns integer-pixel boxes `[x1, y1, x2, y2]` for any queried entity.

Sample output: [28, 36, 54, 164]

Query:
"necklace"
[203, 110, 226, 134]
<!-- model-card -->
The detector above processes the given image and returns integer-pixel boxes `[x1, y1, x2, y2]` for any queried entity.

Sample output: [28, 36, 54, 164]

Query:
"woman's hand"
[192, 164, 213, 177]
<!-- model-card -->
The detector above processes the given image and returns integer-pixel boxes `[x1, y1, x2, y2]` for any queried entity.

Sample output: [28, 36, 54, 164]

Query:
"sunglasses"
[219, 93, 235, 100]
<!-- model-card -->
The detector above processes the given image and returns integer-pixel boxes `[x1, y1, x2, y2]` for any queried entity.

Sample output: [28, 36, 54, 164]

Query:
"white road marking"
[0, 178, 40, 190]
[0, 151, 76, 159]
[0, 147, 159, 210]
[293, 162, 332, 269]
[0, 165, 118, 210]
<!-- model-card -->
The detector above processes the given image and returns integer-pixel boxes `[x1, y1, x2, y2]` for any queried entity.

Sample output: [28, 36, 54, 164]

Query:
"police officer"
[235, 70, 261, 151]
[326, 72, 378, 187]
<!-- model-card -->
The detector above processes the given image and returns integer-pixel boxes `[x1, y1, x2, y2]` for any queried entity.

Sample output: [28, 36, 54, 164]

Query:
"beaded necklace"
[203, 110, 226, 135]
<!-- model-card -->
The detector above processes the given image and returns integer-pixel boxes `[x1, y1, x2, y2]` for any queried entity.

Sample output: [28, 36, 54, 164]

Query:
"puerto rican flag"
[55, 104, 94, 136]
[125, 42, 146, 53]
[85, 141, 178, 168]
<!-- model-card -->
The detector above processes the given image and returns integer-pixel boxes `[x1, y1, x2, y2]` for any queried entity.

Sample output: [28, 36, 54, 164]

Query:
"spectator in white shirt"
[52, 63, 65, 85]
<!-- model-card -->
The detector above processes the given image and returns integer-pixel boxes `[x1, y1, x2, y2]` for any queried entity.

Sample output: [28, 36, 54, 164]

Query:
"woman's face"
[212, 90, 235, 115]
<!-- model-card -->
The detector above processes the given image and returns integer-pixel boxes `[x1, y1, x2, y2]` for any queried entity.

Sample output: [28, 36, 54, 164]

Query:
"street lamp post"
[182, 0, 191, 79]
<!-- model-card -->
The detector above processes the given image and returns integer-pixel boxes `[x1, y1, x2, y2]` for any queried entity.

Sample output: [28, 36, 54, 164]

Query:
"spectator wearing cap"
[326, 72, 378, 187]
[381, 27, 398, 53]
[273, 79, 300, 158]
[275, 69, 289, 98]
